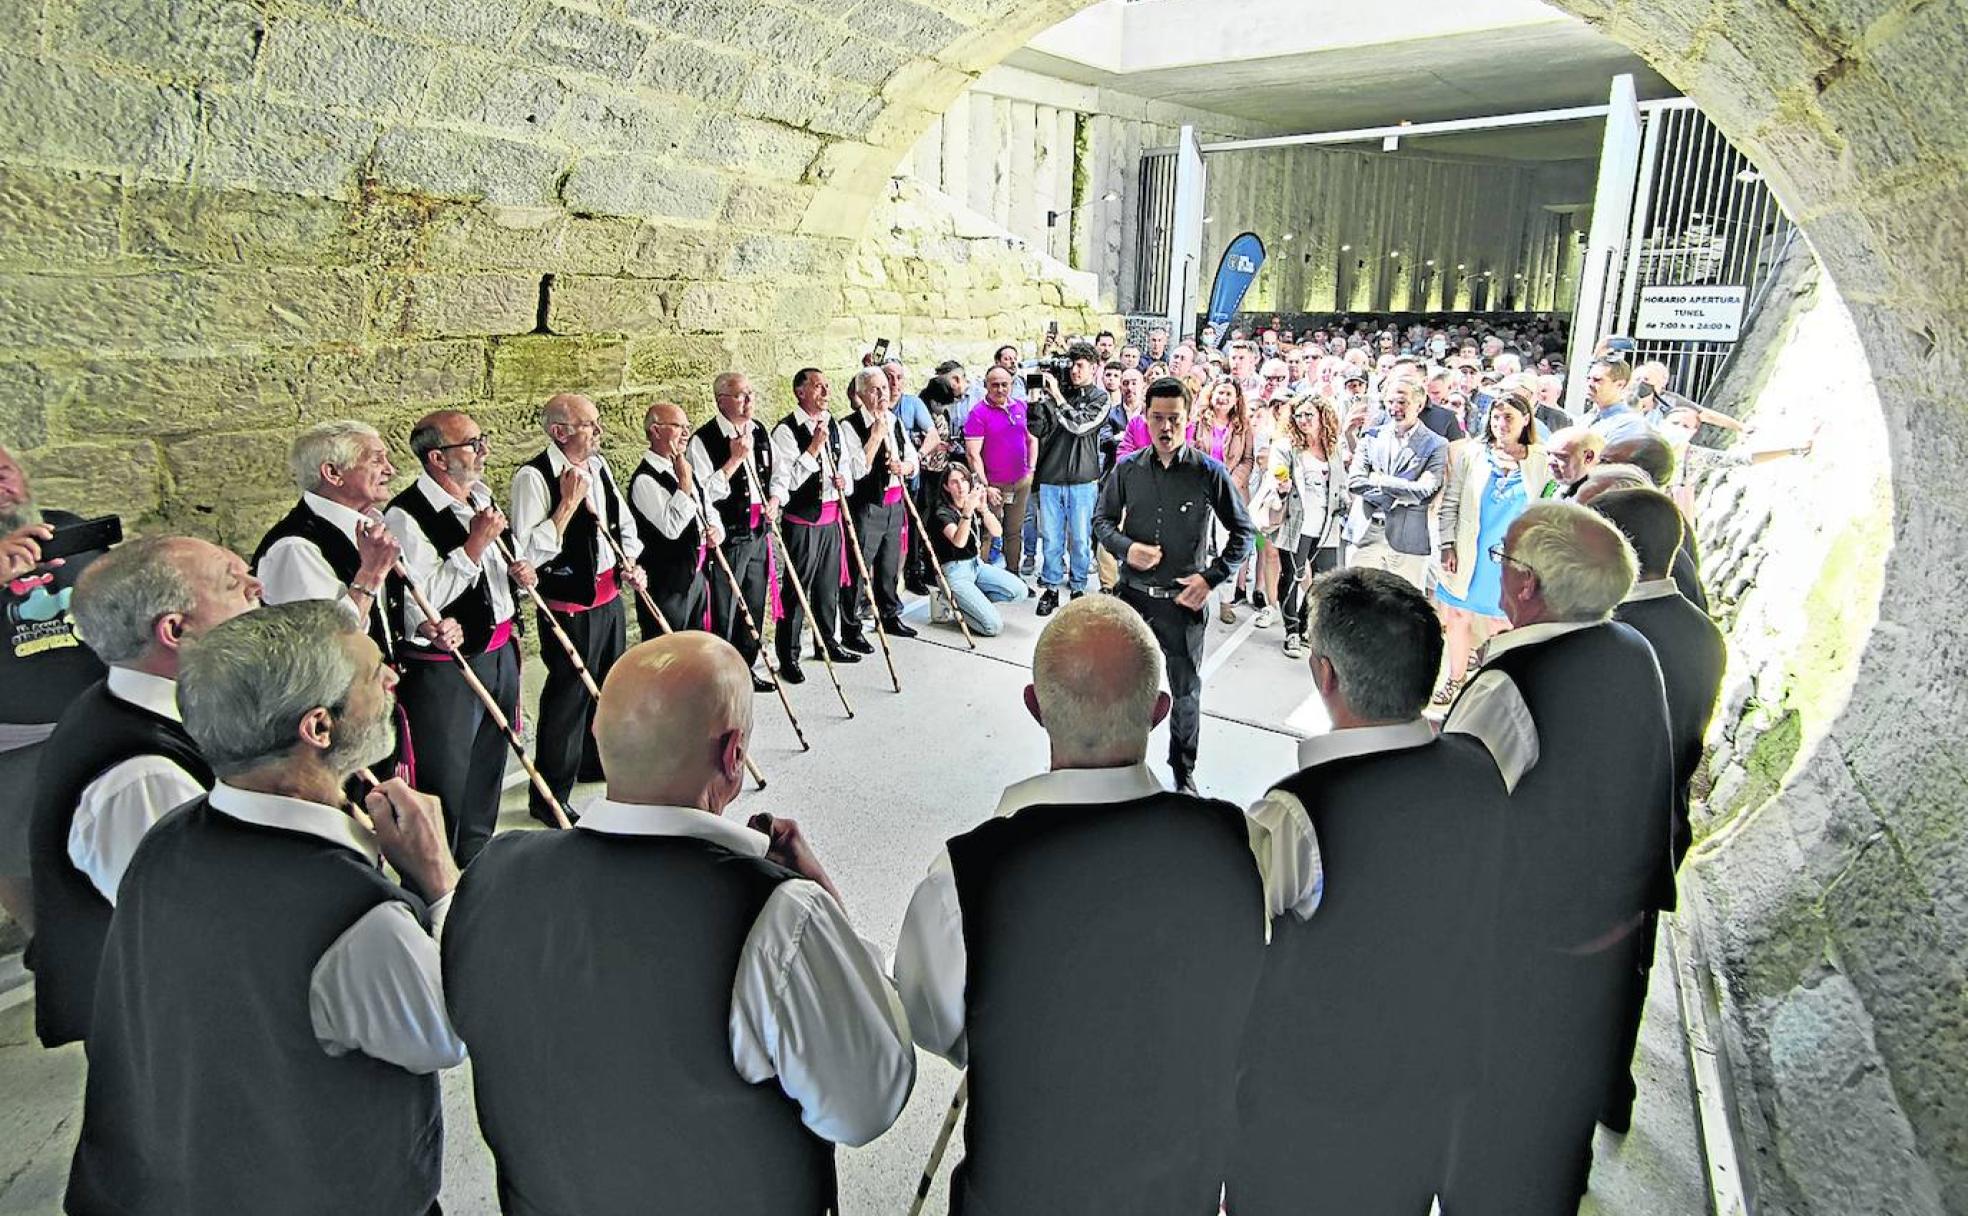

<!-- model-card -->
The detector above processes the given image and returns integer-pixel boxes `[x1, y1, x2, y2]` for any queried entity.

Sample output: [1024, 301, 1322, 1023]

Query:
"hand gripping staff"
[391, 560, 572, 829]
[818, 432, 901, 693]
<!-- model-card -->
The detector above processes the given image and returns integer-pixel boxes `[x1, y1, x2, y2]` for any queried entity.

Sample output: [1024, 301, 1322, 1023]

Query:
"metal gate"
[1132, 151, 1176, 315]
[1601, 104, 1796, 404]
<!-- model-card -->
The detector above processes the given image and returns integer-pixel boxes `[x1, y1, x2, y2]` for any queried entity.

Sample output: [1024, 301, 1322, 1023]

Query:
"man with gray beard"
[0, 444, 111, 934]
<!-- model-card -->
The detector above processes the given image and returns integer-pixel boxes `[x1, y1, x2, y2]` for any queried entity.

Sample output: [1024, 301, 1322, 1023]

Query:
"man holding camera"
[1029, 342, 1111, 616]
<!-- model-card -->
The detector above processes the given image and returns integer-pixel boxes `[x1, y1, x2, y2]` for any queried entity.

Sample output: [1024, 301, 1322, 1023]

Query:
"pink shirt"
[964, 397, 1033, 484]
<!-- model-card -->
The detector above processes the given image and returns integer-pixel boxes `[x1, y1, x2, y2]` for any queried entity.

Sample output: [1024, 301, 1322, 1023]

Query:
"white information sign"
[1634, 286, 1747, 341]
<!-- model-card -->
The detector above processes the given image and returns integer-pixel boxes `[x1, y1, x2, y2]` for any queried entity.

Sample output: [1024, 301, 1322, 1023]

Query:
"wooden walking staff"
[765, 518, 855, 719]
[593, 523, 769, 791]
[490, 533, 602, 701]
[819, 439, 901, 694]
[899, 485, 977, 651]
[704, 538, 809, 751]
[391, 562, 572, 830]
[907, 1077, 968, 1216]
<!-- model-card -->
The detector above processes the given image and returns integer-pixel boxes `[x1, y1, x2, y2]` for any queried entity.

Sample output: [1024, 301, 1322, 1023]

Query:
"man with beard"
[68, 601, 464, 1215]
[0, 444, 112, 934]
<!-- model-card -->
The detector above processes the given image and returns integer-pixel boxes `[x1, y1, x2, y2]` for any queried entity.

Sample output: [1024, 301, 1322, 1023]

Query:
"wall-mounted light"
[1045, 189, 1123, 228]
[1201, 214, 1215, 224]
[1735, 169, 1762, 184]
[1389, 251, 1401, 259]
[1282, 232, 1295, 242]
[1339, 243, 1351, 252]
[1424, 258, 1436, 267]
[1456, 263, 1466, 270]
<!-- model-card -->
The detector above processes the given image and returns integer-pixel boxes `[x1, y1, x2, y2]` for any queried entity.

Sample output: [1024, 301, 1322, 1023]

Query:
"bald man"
[688, 372, 777, 692]
[444, 634, 913, 1213]
[1544, 425, 1605, 498]
[895, 597, 1313, 1214]
[511, 393, 642, 824]
[385, 409, 533, 864]
[628, 400, 719, 641]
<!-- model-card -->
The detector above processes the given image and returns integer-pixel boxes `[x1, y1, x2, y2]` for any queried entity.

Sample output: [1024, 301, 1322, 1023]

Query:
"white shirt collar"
[641, 449, 677, 476]
[1623, 577, 1681, 603]
[301, 491, 376, 543]
[207, 780, 380, 866]
[994, 762, 1165, 819]
[575, 797, 769, 857]
[546, 444, 606, 478]
[1294, 717, 1435, 770]
[106, 666, 183, 724]
[715, 413, 746, 439]
[1480, 618, 1605, 664]
[414, 471, 472, 515]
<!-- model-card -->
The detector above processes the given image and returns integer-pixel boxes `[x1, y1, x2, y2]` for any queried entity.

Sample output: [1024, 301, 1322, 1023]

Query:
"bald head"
[1574, 462, 1655, 505]
[596, 633, 754, 812]
[1546, 425, 1605, 485]
[1027, 597, 1167, 768]
[1601, 434, 1678, 488]
[643, 400, 689, 459]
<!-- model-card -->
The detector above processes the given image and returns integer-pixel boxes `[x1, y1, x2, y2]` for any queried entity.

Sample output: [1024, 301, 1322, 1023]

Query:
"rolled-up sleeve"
[1245, 789, 1323, 922]
[893, 853, 968, 1066]
[1444, 669, 1539, 792]
[729, 881, 916, 1146]
[509, 464, 562, 568]
[309, 896, 466, 1075]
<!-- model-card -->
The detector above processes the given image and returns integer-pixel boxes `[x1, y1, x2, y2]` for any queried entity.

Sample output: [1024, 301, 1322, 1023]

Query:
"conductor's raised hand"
[365, 778, 460, 901]
[1174, 572, 1211, 610]
[747, 813, 845, 907]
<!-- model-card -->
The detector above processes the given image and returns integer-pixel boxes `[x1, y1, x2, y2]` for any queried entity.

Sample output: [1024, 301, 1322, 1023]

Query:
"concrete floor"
[0, 587, 1712, 1215]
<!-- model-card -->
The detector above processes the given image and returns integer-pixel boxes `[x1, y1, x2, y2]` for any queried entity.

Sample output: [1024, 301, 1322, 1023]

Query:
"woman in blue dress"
[1433, 389, 1552, 705]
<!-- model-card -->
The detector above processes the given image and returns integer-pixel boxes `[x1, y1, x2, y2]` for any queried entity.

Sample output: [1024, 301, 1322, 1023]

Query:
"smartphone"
[870, 338, 890, 361]
[1045, 320, 1059, 347]
[38, 514, 123, 562]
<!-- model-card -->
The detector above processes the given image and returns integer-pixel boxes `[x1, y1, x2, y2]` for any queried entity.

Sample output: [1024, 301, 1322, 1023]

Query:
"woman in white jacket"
[1434, 389, 1552, 703]
[1253, 394, 1349, 659]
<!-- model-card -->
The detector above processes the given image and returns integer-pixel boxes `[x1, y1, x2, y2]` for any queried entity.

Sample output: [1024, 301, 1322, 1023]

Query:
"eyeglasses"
[1488, 544, 1539, 577]
[556, 420, 603, 435]
[648, 420, 688, 433]
[435, 436, 488, 455]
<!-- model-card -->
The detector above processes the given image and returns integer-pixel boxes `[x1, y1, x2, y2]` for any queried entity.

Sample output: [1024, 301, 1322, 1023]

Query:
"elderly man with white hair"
[840, 363, 920, 642]
[27, 536, 261, 1048]
[1442, 501, 1677, 1216]
[69, 601, 463, 1215]
[445, 632, 913, 1212]
[895, 596, 1314, 1215]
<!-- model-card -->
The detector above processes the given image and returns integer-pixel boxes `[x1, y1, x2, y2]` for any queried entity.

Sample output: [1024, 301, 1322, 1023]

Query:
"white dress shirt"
[688, 414, 762, 514]
[206, 781, 466, 1075]
[67, 667, 207, 902]
[1624, 576, 1682, 604]
[629, 452, 722, 545]
[1242, 717, 1438, 927]
[851, 407, 919, 495]
[510, 445, 641, 571]
[893, 762, 1316, 1068]
[256, 493, 387, 641]
[382, 474, 516, 642]
[768, 412, 869, 506]
[1443, 619, 1603, 792]
[575, 798, 915, 1146]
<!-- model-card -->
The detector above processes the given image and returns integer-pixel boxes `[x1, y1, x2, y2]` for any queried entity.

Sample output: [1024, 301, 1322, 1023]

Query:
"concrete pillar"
[940, 92, 970, 203]
[1007, 99, 1037, 240]
[912, 114, 942, 192]
[966, 91, 995, 221]
[1052, 105, 1075, 268]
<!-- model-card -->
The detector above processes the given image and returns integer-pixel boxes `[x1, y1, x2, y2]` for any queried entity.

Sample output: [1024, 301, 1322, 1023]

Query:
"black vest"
[1482, 622, 1677, 943]
[841, 410, 902, 510]
[626, 457, 703, 596]
[774, 414, 846, 521]
[384, 483, 505, 655]
[1615, 592, 1727, 879]
[946, 794, 1266, 1215]
[252, 499, 396, 664]
[25, 678, 211, 1047]
[443, 828, 835, 1215]
[693, 417, 774, 538]
[69, 798, 440, 1216]
[521, 449, 626, 606]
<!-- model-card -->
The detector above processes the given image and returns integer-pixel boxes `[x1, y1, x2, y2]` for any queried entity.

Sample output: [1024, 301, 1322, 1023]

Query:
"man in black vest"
[385, 409, 534, 865]
[1599, 433, 1710, 613]
[628, 400, 715, 640]
[766, 369, 862, 683]
[895, 597, 1300, 1214]
[1229, 568, 1508, 1215]
[511, 392, 643, 825]
[688, 371, 777, 693]
[69, 601, 464, 1216]
[1443, 502, 1676, 1215]
[1591, 486, 1728, 1132]
[444, 632, 913, 1213]
[840, 366, 921, 642]
[26, 536, 260, 1048]
[1, 444, 113, 935]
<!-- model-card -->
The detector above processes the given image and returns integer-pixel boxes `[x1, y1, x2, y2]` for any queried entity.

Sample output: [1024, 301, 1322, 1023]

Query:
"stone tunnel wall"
[1, 0, 1966, 1209]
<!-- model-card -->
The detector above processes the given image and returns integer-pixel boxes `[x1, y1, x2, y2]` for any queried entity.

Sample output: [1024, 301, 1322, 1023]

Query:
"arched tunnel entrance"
[0, 0, 1958, 1210]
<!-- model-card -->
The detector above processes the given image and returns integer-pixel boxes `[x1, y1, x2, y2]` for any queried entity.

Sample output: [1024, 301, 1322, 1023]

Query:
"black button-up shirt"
[1094, 444, 1255, 593]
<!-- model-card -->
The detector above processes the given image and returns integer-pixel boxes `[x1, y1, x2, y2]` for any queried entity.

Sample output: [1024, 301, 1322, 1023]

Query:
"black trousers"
[1119, 584, 1206, 782]
[844, 499, 903, 633]
[777, 519, 843, 663]
[1447, 940, 1635, 1215]
[398, 639, 520, 867]
[636, 568, 709, 642]
[710, 531, 770, 665]
[1277, 536, 1341, 637]
[1228, 1095, 1450, 1216]
[1599, 910, 1661, 1129]
[531, 596, 624, 823]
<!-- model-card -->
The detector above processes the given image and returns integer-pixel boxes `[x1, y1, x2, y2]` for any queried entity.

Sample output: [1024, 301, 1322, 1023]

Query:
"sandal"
[1430, 676, 1464, 707]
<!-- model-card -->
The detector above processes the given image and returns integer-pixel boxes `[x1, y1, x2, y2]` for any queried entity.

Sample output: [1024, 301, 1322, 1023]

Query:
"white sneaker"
[1254, 606, 1277, 628]
[1283, 635, 1306, 660]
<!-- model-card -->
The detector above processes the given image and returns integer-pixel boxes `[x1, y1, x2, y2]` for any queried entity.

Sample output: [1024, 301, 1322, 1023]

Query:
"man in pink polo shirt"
[964, 365, 1037, 574]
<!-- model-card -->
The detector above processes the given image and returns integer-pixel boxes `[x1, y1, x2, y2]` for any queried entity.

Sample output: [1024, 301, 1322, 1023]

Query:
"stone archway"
[0, 0, 1959, 1207]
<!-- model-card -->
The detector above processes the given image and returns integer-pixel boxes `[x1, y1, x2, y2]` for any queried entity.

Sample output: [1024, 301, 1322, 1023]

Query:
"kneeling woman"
[932, 463, 1029, 636]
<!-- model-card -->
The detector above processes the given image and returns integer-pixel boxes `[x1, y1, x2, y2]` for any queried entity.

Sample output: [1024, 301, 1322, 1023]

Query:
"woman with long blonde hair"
[1260, 393, 1349, 658]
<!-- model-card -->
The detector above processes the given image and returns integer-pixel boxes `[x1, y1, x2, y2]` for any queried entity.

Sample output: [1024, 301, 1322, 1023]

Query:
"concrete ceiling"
[1006, 20, 1677, 152]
